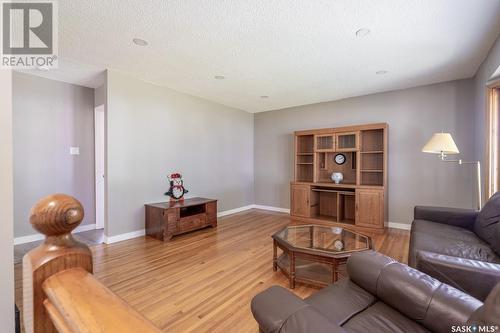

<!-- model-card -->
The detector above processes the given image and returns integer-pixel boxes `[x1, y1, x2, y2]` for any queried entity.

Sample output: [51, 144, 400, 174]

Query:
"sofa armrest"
[251, 286, 345, 333]
[416, 250, 500, 301]
[414, 206, 478, 230]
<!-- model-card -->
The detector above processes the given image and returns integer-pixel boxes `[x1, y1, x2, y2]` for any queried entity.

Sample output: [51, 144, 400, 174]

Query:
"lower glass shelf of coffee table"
[276, 253, 347, 288]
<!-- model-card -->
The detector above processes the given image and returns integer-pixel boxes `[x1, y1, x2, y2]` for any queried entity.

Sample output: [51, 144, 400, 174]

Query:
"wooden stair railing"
[23, 194, 160, 333]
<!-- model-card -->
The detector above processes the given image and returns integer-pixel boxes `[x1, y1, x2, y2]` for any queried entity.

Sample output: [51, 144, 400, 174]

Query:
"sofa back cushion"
[348, 251, 439, 321]
[474, 192, 500, 255]
[347, 251, 482, 333]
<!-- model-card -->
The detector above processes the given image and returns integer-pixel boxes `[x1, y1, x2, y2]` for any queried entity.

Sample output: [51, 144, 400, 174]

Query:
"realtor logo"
[1, 1, 58, 68]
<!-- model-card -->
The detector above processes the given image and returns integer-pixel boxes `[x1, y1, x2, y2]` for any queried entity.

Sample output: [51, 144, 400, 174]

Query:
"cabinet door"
[355, 189, 384, 228]
[165, 209, 179, 239]
[291, 185, 310, 217]
[314, 134, 335, 152]
[336, 132, 359, 151]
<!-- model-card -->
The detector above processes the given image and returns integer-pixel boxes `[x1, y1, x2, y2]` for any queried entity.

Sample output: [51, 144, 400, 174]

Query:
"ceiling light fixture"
[260, 95, 269, 99]
[133, 38, 148, 46]
[355, 28, 370, 37]
[214, 75, 225, 80]
[376, 70, 388, 75]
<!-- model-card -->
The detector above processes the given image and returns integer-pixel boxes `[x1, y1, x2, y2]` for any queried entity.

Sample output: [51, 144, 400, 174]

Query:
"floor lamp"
[422, 133, 482, 210]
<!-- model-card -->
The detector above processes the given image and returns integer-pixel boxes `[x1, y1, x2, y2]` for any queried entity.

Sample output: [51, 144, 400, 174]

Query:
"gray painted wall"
[95, 84, 105, 106]
[254, 79, 476, 225]
[13, 72, 95, 237]
[473, 35, 500, 201]
[0, 70, 15, 331]
[106, 70, 254, 237]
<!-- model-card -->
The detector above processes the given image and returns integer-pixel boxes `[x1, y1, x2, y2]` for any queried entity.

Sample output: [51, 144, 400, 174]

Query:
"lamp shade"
[422, 133, 459, 154]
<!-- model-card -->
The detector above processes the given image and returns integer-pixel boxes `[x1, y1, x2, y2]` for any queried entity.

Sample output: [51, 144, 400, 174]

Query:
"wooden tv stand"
[145, 197, 217, 241]
[291, 123, 388, 233]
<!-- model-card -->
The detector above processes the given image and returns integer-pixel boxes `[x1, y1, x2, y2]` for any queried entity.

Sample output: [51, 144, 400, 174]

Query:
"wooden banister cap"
[30, 194, 84, 236]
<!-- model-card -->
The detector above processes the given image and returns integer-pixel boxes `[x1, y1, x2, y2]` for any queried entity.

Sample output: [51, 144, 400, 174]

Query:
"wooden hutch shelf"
[292, 123, 388, 232]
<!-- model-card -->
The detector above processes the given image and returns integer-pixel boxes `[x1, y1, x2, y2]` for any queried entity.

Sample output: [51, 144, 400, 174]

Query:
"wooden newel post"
[23, 194, 93, 333]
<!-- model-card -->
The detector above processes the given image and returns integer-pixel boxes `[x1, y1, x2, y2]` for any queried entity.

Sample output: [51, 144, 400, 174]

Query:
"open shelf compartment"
[361, 129, 384, 152]
[338, 192, 355, 223]
[316, 152, 357, 184]
[310, 187, 355, 225]
[360, 129, 384, 186]
[296, 164, 314, 182]
[361, 152, 383, 171]
[297, 154, 314, 164]
[297, 135, 314, 154]
[180, 205, 206, 218]
[295, 134, 315, 182]
[361, 172, 383, 186]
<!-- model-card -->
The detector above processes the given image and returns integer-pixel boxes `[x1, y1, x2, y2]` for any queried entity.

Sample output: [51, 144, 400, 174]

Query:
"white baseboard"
[217, 205, 255, 217]
[14, 223, 98, 245]
[14, 234, 44, 245]
[388, 222, 412, 230]
[217, 204, 290, 217]
[104, 229, 145, 244]
[75, 223, 99, 233]
[219, 204, 412, 231]
[252, 205, 290, 214]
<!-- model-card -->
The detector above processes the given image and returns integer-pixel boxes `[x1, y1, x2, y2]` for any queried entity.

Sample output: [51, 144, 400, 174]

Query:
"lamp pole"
[439, 152, 482, 210]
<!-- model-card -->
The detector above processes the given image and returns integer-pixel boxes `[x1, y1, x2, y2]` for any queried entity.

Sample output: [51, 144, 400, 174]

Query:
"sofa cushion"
[412, 219, 480, 243]
[305, 278, 375, 325]
[474, 192, 500, 255]
[410, 230, 500, 264]
[342, 302, 430, 333]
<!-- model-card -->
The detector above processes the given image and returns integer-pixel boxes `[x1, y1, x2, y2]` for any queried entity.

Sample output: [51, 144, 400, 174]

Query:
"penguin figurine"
[165, 173, 188, 201]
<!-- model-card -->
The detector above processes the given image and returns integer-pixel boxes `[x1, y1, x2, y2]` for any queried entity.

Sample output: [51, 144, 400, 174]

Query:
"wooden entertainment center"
[291, 123, 387, 232]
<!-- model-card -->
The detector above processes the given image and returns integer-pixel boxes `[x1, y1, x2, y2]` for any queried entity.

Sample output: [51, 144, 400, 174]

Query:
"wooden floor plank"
[15, 209, 409, 332]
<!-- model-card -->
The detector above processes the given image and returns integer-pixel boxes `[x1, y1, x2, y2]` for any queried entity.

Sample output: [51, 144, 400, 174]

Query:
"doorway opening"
[94, 105, 105, 231]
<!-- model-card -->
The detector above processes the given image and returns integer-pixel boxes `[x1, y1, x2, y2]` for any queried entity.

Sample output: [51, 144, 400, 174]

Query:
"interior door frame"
[485, 78, 500, 198]
[94, 105, 105, 230]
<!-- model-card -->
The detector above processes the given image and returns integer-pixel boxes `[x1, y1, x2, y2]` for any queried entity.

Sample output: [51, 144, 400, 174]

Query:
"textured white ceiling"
[24, 0, 500, 112]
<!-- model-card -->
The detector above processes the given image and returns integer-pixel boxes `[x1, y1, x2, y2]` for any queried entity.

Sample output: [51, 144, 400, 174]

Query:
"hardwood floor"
[15, 209, 409, 332]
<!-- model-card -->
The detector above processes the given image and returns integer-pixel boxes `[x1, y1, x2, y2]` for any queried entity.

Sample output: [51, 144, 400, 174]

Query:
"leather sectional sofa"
[409, 192, 500, 300]
[251, 251, 500, 333]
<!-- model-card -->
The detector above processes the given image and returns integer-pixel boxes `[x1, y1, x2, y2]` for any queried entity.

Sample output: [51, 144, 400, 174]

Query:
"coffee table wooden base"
[273, 239, 348, 289]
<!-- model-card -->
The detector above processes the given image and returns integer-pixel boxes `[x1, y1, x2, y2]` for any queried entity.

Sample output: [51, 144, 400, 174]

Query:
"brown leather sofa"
[409, 192, 500, 301]
[251, 251, 500, 333]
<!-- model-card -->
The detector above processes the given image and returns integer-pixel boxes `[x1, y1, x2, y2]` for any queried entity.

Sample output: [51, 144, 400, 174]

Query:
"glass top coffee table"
[272, 225, 372, 288]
